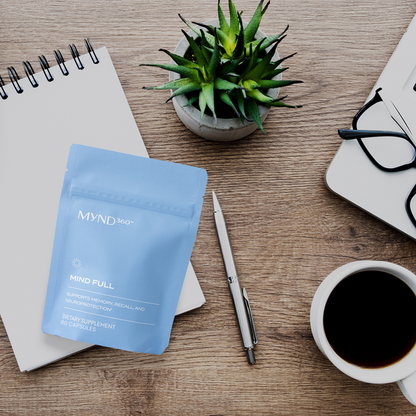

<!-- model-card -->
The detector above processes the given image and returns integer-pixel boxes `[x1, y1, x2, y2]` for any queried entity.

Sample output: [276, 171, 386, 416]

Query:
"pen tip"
[212, 190, 220, 212]
[246, 348, 256, 365]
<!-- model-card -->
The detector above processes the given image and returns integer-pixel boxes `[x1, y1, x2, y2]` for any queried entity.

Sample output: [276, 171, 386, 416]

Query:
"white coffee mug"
[310, 260, 416, 405]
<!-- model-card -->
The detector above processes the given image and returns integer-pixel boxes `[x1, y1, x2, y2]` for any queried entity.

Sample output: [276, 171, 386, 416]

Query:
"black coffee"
[323, 270, 416, 368]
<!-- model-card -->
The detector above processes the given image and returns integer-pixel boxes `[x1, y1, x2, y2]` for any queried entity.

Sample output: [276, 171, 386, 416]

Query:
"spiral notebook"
[0, 41, 205, 371]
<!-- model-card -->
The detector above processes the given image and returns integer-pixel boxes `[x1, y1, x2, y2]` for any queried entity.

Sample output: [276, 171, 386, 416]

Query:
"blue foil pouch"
[42, 144, 207, 354]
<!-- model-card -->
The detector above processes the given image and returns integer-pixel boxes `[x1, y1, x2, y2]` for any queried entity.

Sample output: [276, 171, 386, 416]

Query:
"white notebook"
[0, 43, 205, 371]
[326, 15, 416, 240]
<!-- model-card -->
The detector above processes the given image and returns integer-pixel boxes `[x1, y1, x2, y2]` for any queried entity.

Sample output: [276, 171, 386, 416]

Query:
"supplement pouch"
[42, 144, 207, 354]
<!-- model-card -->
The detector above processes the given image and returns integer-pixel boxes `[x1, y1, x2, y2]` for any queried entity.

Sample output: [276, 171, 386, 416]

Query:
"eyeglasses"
[338, 87, 416, 228]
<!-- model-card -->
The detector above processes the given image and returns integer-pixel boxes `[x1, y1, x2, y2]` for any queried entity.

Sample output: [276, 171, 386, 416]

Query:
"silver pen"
[212, 191, 258, 365]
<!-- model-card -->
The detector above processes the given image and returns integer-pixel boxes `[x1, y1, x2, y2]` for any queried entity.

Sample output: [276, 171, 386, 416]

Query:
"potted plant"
[142, 0, 302, 141]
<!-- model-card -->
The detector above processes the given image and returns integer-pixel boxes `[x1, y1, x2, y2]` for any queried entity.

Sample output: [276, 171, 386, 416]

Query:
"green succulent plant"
[141, 0, 302, 134]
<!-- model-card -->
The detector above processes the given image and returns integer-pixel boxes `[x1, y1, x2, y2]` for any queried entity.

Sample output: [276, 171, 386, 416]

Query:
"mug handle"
[398, 372, 416, 405]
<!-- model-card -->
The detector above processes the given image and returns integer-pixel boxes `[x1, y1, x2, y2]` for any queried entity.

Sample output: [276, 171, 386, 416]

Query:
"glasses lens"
[360, 136, 415, 169]
[356, 98, 415, 169]
[407, 189, 416, 228]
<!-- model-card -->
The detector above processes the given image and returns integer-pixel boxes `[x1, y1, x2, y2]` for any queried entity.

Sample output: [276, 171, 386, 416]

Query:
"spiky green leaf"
[159, 49, 198, 68]
[245, 40, 277, 80]
[208, 31, 220, 76]
[229, 0, 239, 34]
[246, 88, 274, 103]
[239, 40, 264, 79]
[199, 31, 213, 63]
[232, 13, 246, 58]
[217, 57, 246, 78]
[218, 0, 230, 36]
[243, 79, 261, 90]
[235, 89, 251, 121]
[246, 97, 265, 133]
[258, 54, 297, 80]
[181, 30, 207, 68]
[178, 14, 203, 37]
[141, 63, 202, 83]
[273, 52, 297, 68]
[256, 79, 303, 89]
[219, 91, 240, 117]
[267, 97, 302, 108]
[177, 16, 216, 48]
[261, 66, 287, 80]
[216, 28, 234, 56]
[143, 77, 195, 91]
[193, 21, 217, 37]
[214, 77, 241, 91]
[244, 0, 270, 44]
[199, 90, 207, 119]
[201, 82, 216, 120]
[244, 26, 288, 57]
[166, 81, 202, 102]
[184, 95, 199, 107]
[261, 30, 288, 51]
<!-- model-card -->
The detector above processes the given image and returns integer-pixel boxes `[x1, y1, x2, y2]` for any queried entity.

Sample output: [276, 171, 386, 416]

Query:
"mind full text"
[70, 274, 114, 289]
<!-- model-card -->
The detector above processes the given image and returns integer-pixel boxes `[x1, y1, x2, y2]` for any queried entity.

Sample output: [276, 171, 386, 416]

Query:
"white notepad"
[326, 15, 416, 240]
[0, 44, 205, 371]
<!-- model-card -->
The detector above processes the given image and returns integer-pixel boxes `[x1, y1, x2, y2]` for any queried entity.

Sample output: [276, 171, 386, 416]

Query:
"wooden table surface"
[2, 0, 416, 414]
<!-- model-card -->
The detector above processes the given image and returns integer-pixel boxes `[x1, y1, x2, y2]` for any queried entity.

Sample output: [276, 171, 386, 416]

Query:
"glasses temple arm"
[338, 129, 409, 141]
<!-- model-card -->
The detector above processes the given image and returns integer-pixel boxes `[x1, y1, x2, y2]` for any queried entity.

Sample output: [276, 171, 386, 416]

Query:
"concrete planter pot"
[169, 19, 281, 142]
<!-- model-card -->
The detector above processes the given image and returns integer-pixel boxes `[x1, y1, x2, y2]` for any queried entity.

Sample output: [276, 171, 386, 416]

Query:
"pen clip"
[242, 287, 258, 345]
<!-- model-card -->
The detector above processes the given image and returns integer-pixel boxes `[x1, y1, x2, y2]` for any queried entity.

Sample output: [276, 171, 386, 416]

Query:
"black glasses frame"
[338, 87, 416, 229]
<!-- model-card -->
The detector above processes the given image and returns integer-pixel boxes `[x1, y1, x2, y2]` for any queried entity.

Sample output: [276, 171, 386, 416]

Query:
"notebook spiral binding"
[0, 39, 99, 100]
